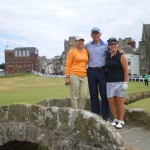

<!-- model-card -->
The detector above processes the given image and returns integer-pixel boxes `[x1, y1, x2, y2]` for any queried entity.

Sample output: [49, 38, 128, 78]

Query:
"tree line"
[0, 63, 5, 69]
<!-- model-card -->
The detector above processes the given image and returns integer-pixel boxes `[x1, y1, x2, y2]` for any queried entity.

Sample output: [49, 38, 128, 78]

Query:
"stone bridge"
[1, 92, 150, 150]
[0, 104, 125, 150]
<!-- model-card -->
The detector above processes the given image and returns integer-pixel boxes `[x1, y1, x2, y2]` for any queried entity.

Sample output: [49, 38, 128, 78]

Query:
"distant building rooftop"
[124, 46, 137, 54]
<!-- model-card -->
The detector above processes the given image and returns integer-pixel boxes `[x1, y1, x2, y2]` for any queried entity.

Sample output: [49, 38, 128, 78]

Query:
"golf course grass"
[128, 97, 150, 112]
[0, 74, 150, 111]
[0, 74, 70, 105]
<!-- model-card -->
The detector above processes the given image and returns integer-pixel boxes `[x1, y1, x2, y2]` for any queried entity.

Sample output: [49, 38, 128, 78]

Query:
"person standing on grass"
[65, 36, 89, 109]
[106, 37, 128, 129]
[144, 74, 149, 87]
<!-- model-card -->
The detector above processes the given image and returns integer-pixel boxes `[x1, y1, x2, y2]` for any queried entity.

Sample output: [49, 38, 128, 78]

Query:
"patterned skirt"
[106, 82, 125, 98]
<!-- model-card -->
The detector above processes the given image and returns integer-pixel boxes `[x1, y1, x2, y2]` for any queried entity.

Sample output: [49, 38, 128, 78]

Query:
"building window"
[23, 51, 26, 57]
[27, 50, 29, 57]
[19, 51, 21, 57]
[15, 51, 18, 57]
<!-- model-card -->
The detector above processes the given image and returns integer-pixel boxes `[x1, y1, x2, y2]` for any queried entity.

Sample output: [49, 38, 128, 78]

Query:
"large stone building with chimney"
[139, 24, 150, 75]
[5, 46, 39, 74]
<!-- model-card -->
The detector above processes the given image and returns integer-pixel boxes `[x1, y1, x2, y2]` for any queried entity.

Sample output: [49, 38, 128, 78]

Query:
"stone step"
[118, 124, 150, 150]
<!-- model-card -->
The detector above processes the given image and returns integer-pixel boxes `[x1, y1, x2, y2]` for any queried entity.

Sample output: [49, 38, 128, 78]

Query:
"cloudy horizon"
[0, 0, 149, 63]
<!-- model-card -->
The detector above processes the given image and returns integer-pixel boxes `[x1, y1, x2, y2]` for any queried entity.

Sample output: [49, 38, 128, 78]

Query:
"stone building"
[38, 56, 52, 73]
[45, 61, 53, 74]
[124, 47, 139, 76]
[5, 46, 39, 74]
[45, 55, 64, 75]
[64, 36, 76, 54]
[117, 38, 139, 75]
[118, 37, 136, 50]
[63, 36, 76, 74]
[139, 24, 150, 75]
[52, 55, 63, 75]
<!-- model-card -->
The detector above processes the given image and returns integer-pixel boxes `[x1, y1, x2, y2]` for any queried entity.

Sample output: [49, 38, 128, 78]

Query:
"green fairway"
[0, 74, 70, 105]
[0, 74, 150, 111]
[126, 81, 150, 95]
[128, 97, 150, 112]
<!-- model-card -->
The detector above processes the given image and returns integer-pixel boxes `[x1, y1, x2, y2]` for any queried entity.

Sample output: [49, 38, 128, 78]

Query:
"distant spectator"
[144, 74, 149, 87]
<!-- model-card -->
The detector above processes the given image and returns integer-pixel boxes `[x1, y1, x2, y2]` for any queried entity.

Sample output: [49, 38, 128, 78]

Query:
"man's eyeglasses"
[109, 43, 118, 46]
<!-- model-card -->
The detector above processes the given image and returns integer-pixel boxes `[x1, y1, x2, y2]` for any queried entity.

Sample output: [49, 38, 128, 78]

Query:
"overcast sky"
[0, 0, 149, 63]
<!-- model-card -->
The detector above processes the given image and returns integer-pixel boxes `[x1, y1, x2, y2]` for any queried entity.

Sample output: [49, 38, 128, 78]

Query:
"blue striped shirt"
[85, 40, 108, 67]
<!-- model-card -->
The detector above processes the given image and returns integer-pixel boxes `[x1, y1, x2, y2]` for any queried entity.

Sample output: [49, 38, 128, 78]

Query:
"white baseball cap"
[76, 36, 85, 41]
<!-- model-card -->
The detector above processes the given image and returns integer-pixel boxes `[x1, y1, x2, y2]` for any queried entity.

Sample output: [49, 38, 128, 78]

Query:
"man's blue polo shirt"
[85, 39, 108, 67]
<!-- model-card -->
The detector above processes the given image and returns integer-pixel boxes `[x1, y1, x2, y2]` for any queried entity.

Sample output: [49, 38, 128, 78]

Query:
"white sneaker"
[115, 120, 124, 129]
[111, 119, 119, 127]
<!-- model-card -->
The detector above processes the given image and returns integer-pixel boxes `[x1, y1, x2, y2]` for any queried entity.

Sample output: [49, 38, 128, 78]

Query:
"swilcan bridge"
[2, 92, 150, 150]
[0, 103, 124, 150]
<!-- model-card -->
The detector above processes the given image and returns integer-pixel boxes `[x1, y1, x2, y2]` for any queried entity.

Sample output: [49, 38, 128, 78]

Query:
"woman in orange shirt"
[65, 36, 89, 109]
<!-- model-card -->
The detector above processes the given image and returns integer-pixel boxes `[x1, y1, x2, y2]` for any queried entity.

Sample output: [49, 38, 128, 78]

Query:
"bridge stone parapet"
[38, 91, 150, 109]
[125, 107, 150, 129]
[38, 94, 150, 131]
[125, 91, 150, 104]
[124, 91, 150, 129]
[0, 104, 125, 150]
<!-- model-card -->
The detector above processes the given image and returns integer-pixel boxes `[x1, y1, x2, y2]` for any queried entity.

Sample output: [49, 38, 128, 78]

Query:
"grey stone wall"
[124, 91, 150, 129]
[125, 91, 150, 105]
[38, 91, 150, 110]
[0, 104, 125, 150]
[37, 98, 91, 111]
[38, 94, 150, 130]
[125, 107, 150, 129]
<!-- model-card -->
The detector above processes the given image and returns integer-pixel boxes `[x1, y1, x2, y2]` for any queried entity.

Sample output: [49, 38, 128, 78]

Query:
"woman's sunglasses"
[109, 42, 118, 46]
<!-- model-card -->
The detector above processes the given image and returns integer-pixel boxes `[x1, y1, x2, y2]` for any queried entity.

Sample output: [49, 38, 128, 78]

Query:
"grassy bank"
[128, 97, 150, 112]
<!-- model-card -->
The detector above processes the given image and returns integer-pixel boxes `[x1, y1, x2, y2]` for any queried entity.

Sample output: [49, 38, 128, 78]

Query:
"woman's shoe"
[111, 119, 119, 127]
[115, 120, 124, 129]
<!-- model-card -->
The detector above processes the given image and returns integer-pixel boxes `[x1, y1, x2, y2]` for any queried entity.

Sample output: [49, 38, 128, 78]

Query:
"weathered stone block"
[8, 104, 30, 122]
[0, 106, 8, 122]
[125, 107, 150, 128]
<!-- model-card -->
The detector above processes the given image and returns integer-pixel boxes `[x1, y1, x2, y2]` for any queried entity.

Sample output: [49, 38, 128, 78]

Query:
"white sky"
[0, 0, 150, 63]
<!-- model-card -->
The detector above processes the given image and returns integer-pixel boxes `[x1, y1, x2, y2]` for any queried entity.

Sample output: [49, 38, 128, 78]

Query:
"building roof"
[13, 47, 38, 55]
[5, 45, 11, 50]
[143, 24, 150, 39]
